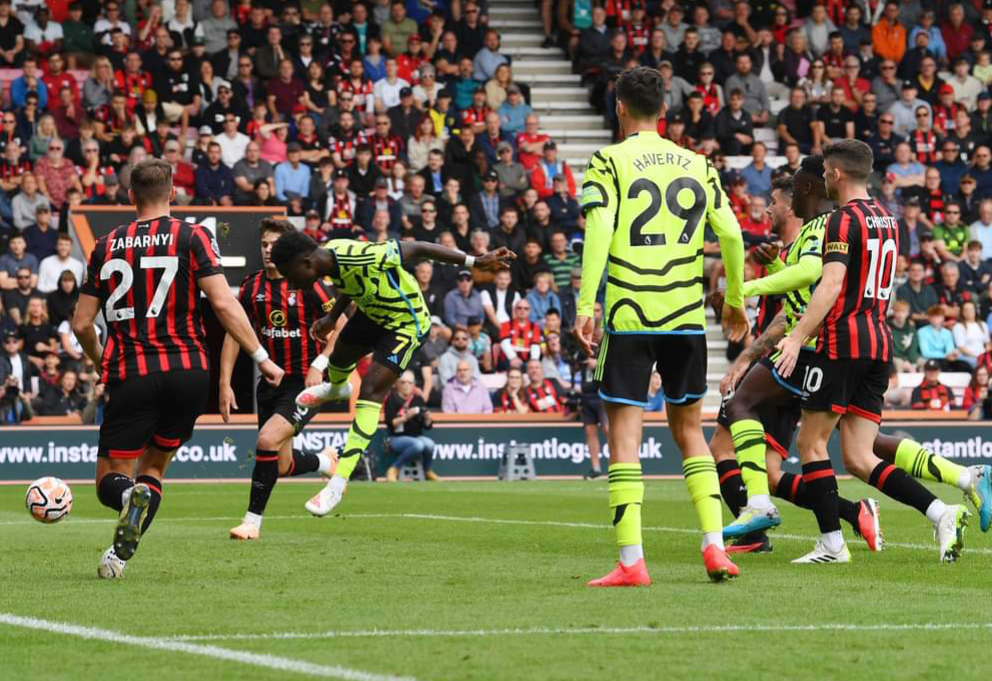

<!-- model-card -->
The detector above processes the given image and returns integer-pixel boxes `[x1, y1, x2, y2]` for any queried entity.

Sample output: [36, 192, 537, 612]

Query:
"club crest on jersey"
[288, 292, 297, 306]
[268, 310, 287, 327]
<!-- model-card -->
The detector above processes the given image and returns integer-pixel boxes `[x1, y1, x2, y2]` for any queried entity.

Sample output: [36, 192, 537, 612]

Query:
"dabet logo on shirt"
[268, 310, 287, 327]
[825, 242, 849, 254]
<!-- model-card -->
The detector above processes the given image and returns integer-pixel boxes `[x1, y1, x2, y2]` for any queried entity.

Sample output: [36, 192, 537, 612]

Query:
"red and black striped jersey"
[238, 271, 336, 376]
[819, 198, 899, 361]
[80, 216, 223, 383]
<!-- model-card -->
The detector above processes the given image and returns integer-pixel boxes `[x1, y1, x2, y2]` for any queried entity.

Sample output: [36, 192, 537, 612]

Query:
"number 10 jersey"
[577, 130, 744, 334]
[80, 216, 223, 384]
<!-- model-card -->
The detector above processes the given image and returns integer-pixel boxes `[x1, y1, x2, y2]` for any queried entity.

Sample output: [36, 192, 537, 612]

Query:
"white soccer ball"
[25, 476, 73, 524]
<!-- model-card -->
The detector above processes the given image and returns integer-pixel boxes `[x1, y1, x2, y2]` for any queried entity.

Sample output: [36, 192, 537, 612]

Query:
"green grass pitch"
[0, 478, 987, 681]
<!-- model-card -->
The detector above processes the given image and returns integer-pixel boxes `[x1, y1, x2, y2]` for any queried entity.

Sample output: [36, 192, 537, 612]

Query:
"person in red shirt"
[114, 52, 153, 112]
[498, 298, 542, 370]
[726, 172, 750, 221]
[933, 84, 963, 137]
[623, 3, 651, 55]
[369, 114, 404, 172]
[396, 34, 426, 85]
[833, 56, 870, 112]
[943, 3, 974, 62]
[529, 141, 576, 198]
[460, 87, 491, 134]
[515, 113, 549, 170]
[524, 358, 565, 414]
[265, 58, 306, 121]
[162, 139, 196, 203]
[42, 53, 79, 111]
[911, 360, 955, 410]
[739, 194, 771, 242]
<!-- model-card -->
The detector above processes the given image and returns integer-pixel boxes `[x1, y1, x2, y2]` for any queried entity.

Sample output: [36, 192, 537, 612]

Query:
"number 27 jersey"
[820, 198, 898, 361]
[80, 216, 223, 383]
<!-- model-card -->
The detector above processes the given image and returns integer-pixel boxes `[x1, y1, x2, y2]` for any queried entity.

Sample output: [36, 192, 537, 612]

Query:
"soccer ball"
[25, 477, 73, 523]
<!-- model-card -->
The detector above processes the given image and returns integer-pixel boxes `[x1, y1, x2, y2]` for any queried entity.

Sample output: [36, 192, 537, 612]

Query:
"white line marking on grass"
[166, 621, 992, 642]
[3, 511, 988, 556]
[0, 613, 416, 681]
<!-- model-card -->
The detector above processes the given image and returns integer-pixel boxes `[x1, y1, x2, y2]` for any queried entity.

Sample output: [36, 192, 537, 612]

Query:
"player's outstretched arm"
[775, 261, 845, 378]
[199, 273, 285, 387]
[399, 240, 516, 271]
[720, 312, 787, 395]
[70, 293, 104, 367]
[218, 332, 240, 422]
[310, 292, 352, 342]
[742, 255, 822, 299]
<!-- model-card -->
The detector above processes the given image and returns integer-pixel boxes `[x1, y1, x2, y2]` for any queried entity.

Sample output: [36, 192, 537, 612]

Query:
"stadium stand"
[0, 0, 988, 427]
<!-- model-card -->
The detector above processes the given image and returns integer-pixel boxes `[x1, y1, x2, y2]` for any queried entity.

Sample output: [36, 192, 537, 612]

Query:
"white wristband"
[310, 355, 329, 372]
[464, 254, 476, 268]
[250, 346, 269, 364]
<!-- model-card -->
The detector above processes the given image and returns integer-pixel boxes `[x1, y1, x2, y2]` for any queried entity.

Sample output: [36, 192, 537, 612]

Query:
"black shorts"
[759, 349, 814, 398]
[800, 354, 889, 423]
[257, 376, 318, 435]
[98, 370, 209, 459]
[338, 310, 422, 375]
[597, 332, 706, 406]
[716, 388, 801, 460]
[579, 395, 606, 426]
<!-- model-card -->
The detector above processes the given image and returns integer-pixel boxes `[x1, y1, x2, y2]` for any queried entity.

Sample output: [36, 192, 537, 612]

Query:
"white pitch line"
[0, 613, 416, 681]
[165, 621, 992, 642]
[2, 511, 988, 556]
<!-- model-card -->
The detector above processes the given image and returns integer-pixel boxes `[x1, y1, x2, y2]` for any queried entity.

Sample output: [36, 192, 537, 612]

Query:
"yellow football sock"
[607, 463, 643, 548]
[335, 399, 381, 479]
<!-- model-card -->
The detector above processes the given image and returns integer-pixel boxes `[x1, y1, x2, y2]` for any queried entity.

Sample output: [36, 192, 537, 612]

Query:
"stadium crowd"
[2, 0, 992, 426]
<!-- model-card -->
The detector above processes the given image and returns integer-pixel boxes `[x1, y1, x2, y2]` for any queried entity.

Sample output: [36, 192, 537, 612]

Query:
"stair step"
[529, 100, 597, 112]
[490, 8, 539, 19]
[501, 33, 547, 46]
[540, 114, 606, 125]
[504, 47, 567, 59]
[544, 128, 611, 142]
[514, 72, 582, 85]
[490, 19, 545, 29]
[529, 86, 589, 102]
[508, 59, 574, 75]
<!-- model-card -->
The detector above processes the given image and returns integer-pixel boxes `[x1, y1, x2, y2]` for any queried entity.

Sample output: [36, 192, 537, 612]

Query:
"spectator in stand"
[777, 87, 816, 154]
[443, 270, 484, 330]
[959, 241, 992, 294]
[815, 87, 855, 149]
[274, 142, 311, 204]
[911, 359, 956, 411]
[46, 270, 78, 329]
[194, 141, 234, 206]
[724, 53, 769, 126]
[889, 82, 931, 138]
[515, 114, 549, 171]
[481, 268, 521, 330]
[937, 141, 968, 196]
[265, 58, 305, 121]
[547, 175, 580, 235]
[525, 272, 560, 327]
[498, 298, 542, 370]
[739, 195, 771, 244]
[873, 1, 907, 64]
[971, 200, 992, 254]
[35, 369, 85, 417]
[231, 140, 272, 205]
[943, 3, 974, 63]
[35, 233, 80, 295]
[524, 359, 565, 414]
[897, 261, 939, 326]
[381, 0, 418, 57]
[473, 28, 507, 82]
[887, 142, 926, 191]
[740, 143, 772, 200]
[963, 365, 992, 420]
[493, 367, 529, 413]
[919, 304, 973, 371]
[714, 89, 753, 156]
[469, 168, 507, 230]
[11, 172, 48, 231]
[954, 300, 991, 368]
[891, 300, 923, 373]
[949, 58, 984, 112]
[493, 142, 528, 198]
[530, 143, 575, 200]
[542, 231, 580, 289]
[933, 202, 970, 261]
[441, 360, 492, 414]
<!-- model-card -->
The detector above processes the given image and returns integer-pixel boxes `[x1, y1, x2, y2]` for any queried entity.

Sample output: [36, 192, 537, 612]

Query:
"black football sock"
[801, 461, 841, 535]
[282, 450, 320, 477]
[776, 472, 861, 532]
[716, 460, 747, 517]
[868, 462, 936, 516]
[247, 450, 279, 516]
[97, 472, 134, 512]
[135, 475, 162, 535]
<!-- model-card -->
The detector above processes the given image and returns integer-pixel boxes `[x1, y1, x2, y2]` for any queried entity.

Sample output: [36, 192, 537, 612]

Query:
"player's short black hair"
[270, 230, 319, 271]
[129, 158, 172, 205]
[615, 67, 664, 120]
[798, 154, 825, 178]
[823, 140, 873, 181]
[771, 175, 794, 198]
[260, 217, 295, 240]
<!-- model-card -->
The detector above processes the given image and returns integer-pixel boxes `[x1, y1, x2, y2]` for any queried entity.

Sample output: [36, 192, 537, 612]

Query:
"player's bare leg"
[232, 414, 338, 539]
[306, 359, 399, 516]
[587, 403, 652, 587]
[792, 410, 851, 564]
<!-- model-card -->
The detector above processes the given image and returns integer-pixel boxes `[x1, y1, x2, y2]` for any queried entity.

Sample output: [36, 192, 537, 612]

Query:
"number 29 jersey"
[80, 216, 223, 384]
[578, 130, 744, 333]
[819, 198, 898, 361]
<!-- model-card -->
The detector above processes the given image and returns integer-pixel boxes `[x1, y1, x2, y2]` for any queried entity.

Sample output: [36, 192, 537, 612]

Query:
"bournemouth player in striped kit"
[72, 158, 284, 578]
[776, 140, 972, 564]
[221, 218, 343, 541]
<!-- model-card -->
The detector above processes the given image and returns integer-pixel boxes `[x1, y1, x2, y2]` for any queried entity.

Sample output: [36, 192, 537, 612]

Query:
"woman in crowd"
[46, 270, 78, 328]
[83, 57, 116, 112]
[383, 370, 440, 482]
[407, 115, 444, 172]
[954, 300, 992, 369]
[963, 365, 991, 420]
[494, 367, 530, 414]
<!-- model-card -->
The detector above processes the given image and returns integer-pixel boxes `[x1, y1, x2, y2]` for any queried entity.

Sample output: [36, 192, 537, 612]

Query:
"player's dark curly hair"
[616, 67, 664, 120]
[771, 175, 794, 201]
[270, 230, 319, 271]
[798, 154, 825, 178]
[823, 139, 873, 181]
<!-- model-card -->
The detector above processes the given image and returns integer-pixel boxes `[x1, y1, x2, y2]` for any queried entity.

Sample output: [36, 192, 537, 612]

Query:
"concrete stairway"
[490, 0, 607, 178]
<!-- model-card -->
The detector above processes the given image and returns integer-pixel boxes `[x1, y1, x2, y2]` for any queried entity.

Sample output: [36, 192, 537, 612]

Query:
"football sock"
[316, 451, 334, 475]
[868, 462, 937, 516]
[282, 450, 320, 477]
[97, 473, 133, 512]
[925, 499, 949, 524]
[334, 399, 382, 480]
[729, 419, 771, 501]
[608, 463, 643, 566]
[135, 474, 162, 535]
[247, 449, 279, 516]
[776, 472, 861, 532]
[894, 438, 970, 490]
[327, 362, 356, 387]
[683, 456, 724, 550]
[801, 461, 842, 546]
[716, 459, 747, 517]
[243, 511, 262, 528]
